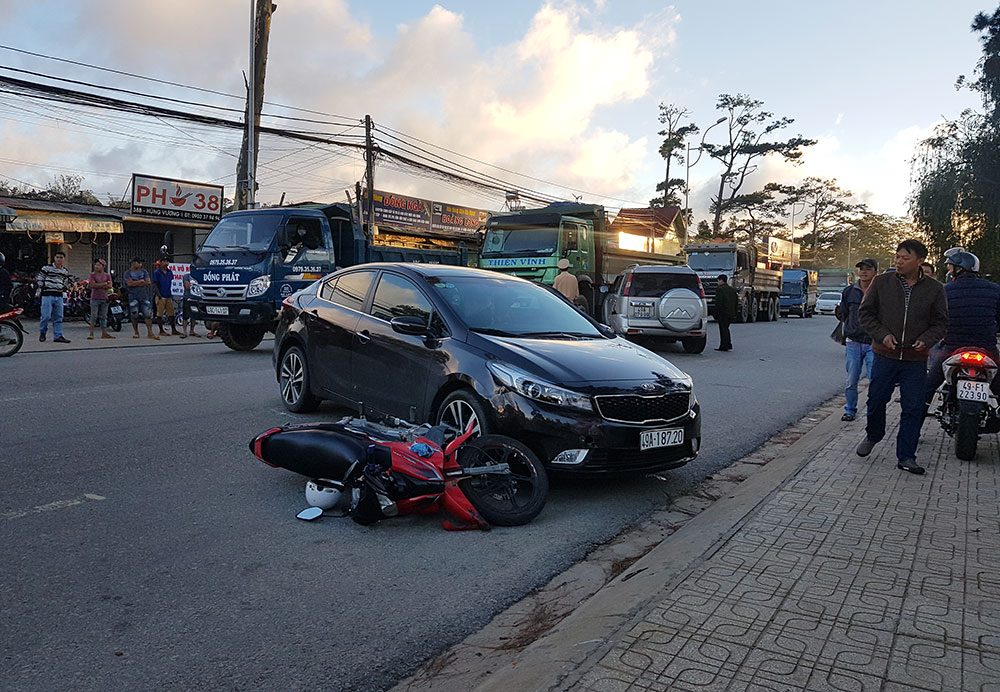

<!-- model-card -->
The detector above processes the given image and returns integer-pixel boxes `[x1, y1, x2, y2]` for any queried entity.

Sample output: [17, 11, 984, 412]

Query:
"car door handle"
[356, 330, 371, 344]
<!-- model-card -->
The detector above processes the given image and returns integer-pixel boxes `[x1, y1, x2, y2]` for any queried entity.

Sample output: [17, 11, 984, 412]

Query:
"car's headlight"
[189, 279, 203, 297]
[487, 361, 593, 412]
[247, 275, 271, 298]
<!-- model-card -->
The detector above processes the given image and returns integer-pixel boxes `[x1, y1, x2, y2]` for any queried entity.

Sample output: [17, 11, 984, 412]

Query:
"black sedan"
[273, 264, 700, 475]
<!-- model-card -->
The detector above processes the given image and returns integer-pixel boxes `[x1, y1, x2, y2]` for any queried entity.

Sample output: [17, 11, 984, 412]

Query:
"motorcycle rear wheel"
[0, 320, 23, 357]
[956, 410, 979, 461]
[458, 435, 548, 526]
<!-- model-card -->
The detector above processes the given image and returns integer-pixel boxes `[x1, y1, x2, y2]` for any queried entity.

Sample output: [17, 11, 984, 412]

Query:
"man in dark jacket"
[924, 251, 1000, 405]
[856, 239, 948, 474]
[0, 251, 11, 313]
[837, 258, 877, 421]
[714, 274, 738, 351]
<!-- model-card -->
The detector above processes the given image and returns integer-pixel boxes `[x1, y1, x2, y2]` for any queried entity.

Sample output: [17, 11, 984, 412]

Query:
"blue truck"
[173, 203, 472, 351]
[779, 268, 819, 318]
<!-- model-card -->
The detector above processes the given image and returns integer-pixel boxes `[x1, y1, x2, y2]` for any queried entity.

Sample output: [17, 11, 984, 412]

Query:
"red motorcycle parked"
[0, 306, 27, 357]
[250, 417, 548, 530]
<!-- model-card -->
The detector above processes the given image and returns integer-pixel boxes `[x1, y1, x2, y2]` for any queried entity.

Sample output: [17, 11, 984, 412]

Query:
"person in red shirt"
[87, 258, 115, 340]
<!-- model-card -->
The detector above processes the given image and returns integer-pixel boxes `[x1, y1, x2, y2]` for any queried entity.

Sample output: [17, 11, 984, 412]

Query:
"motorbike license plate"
[640, 427, 684, 451]
[206, 306, 229, 315]
[957, 380, 990, 402]
[110, 306, 123, 315]
[632, 303, 653, 318]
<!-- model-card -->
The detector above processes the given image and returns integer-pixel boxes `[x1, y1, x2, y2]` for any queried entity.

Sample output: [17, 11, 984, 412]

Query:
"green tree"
[701, 93, 815, 234]
[780, 178, 865, 264]
[650, 103, 699, 208]
[719, 182, 791, 247]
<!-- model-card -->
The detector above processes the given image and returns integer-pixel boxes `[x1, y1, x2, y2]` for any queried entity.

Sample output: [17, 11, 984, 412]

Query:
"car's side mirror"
[390, 316, 430, 336]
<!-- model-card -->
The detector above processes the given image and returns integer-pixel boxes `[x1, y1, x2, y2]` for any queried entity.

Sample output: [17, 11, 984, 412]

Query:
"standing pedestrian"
[153, 260, 181, 336]
[920, 262, 938, 281]
[714, 274, 737, 351]
[856, 240, 948, 474]
[180, 270, 200, 338]
[87, 259, 114, 340]
[836, 259, 877, 421]
[38, 251, 71, 343]
[553, 258, 579, 302]
[124, 257, 157, 340]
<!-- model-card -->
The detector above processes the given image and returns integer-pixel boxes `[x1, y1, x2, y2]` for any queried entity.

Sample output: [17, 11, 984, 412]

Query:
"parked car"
[273, 264, 701, 475]
[601, 265, 709, 353]
[816, 292, 842, 315]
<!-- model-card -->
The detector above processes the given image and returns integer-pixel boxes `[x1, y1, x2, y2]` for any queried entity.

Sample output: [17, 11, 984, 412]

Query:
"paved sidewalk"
[13, 317, 271, 353]
[476, 401, 1000, 691]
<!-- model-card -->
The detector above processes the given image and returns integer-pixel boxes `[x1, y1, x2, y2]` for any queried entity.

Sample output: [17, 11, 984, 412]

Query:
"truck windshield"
[202, 215, 280, 251]
[429, 276, 601, 337]
[781, 281, 803, 297]
[481, 227, 558, 257]
[686, 252, 735, 272]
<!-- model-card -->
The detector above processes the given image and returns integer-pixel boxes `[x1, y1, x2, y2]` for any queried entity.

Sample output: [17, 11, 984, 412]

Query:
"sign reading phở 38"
[131, 174, 224, 223]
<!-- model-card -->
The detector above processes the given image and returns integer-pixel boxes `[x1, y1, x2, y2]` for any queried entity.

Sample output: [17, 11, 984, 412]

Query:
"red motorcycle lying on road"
[929, 348, 1000, 460]
[249, 417, 548, 530]
[0, 306, 28, 357]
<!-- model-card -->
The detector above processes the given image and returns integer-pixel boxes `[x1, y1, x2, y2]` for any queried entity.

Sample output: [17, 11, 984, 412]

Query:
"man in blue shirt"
[152, 260, 181, 336]
[124, 257, 156, 340]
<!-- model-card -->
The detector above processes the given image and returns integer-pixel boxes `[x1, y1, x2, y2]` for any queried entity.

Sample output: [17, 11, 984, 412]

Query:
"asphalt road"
[1, 314, 846, 692]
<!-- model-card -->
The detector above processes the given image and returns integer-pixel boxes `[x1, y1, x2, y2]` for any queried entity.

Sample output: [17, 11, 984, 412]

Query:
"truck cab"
[779, 268, 818, 317]
[479, 212, 595, 288]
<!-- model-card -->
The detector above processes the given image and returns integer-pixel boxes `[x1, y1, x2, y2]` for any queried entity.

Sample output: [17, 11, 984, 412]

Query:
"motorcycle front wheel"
[0, 320, 24, 357]
[457, 435, 548, 526]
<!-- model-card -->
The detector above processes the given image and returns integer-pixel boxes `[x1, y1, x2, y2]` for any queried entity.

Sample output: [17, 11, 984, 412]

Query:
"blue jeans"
[39, 295, 64, 338]
[865, 354, 927, 463]
[844, 341, 874, 416]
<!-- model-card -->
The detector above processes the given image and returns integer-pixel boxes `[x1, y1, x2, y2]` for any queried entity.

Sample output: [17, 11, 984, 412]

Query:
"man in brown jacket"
[856, 239, 948, 474]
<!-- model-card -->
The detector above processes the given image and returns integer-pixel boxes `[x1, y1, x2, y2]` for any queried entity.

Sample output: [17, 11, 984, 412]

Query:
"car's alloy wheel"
[437, 390, 490, 437]
[279, 346, 320, 412]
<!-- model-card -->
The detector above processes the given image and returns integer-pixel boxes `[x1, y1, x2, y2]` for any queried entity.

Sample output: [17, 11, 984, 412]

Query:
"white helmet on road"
[305, 480, 343, 510]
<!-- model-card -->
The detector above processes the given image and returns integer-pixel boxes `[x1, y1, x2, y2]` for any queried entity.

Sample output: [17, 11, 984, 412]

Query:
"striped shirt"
[38, 264, 71, 296]
[897, 272, 914, 312]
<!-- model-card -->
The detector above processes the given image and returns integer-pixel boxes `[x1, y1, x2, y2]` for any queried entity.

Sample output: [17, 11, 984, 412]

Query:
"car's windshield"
[481, 227, 558, 257]
[686, 252, 735, 271]
[781, 281, 803, 297]
[202, 214, 281, 251]
[820, 293, 841, 301]
[428, 276, 602, 337]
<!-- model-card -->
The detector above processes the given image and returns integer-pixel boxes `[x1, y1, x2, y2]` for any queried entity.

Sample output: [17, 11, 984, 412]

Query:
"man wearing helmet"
[924, 250, 1000, 409]
[0, 252, 11, 313]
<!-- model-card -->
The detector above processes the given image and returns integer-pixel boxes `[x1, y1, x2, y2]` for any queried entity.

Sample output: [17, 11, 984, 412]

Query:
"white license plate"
[957, 379, 990, 402]
[640, 427, 684, 451]
[110, 306, 123, 314]
[632, 303, 653, 318]
[205, 305, 229, 315]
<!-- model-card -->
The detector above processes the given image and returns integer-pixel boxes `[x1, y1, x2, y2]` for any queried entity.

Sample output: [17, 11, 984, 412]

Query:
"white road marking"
[4, 493, 106, 520]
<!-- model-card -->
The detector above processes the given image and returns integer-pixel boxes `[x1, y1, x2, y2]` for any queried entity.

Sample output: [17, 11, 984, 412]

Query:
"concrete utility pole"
[364, 114, 375, 241]
[235, 0, 276, 210]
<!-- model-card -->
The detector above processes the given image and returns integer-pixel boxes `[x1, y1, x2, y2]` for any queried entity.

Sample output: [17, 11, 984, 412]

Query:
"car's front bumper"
[490, 391, 701, 476]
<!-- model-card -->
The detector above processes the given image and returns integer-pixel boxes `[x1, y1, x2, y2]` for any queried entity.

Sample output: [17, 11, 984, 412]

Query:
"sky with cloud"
[0, 0, 989, 225]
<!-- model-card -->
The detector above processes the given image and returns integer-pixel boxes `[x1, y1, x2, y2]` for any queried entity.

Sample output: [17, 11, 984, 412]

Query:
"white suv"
[601, 265, 709, 353]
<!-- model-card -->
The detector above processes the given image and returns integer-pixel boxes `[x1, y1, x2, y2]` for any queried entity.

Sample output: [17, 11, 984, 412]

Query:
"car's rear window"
[820, 293, 841, 300]
[627, 273, 699, 297]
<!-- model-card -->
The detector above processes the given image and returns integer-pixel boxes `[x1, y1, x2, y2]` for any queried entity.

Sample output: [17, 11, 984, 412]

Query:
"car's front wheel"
[436, 389, 491, 437]
[279, 345, 320, 413]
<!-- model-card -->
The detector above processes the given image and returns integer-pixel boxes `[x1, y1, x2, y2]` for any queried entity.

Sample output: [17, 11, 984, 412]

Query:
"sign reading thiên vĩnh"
[131, 174, 224, 223]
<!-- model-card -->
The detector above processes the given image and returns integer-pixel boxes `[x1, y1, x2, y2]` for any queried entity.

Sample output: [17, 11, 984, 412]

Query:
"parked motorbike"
[0, 306, 28, 357]
[930, 348, 1000, 460]
[249, 417, 548, 530]
[107, 291, 125, 332]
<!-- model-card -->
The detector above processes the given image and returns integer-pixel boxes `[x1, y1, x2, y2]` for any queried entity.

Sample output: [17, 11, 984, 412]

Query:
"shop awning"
[4, 211, 123, 234]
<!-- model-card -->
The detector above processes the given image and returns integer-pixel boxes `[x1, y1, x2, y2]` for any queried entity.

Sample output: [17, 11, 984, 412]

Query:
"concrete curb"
[474, 399, 850, 692]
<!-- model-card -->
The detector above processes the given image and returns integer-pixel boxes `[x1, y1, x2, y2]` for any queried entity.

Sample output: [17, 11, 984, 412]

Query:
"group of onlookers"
[27, 255, 207, 345]
[837, 239, 1000, 475]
